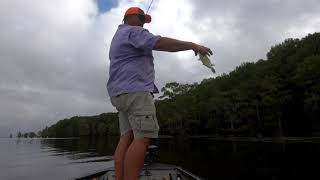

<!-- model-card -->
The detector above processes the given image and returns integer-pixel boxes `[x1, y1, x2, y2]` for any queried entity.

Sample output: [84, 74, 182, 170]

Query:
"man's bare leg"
[124, 138, 150, 180]
[114, 131, 134, 180]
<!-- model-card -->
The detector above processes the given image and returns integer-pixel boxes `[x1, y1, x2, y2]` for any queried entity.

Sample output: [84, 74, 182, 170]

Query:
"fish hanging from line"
[199, 54, 215, 74]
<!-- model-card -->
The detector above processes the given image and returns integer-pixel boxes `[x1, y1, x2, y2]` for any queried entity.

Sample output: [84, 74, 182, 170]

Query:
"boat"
[75, 145, 203, 180]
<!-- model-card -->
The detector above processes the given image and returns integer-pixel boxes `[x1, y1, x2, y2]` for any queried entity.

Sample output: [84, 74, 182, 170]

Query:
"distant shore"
[4, 135, 320, 143]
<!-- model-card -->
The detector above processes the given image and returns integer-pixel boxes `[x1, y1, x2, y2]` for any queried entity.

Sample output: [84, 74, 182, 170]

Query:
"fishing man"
[107, 7, 213, 180]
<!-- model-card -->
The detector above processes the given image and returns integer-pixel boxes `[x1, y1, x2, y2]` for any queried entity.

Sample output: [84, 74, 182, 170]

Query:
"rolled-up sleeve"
[128, 27, 161, 51]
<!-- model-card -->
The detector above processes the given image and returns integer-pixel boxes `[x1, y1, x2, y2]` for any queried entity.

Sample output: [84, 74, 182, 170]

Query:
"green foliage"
[156, 32, 320, 137]
[39, 113, 119, 138]
[159, 82, 198, 99]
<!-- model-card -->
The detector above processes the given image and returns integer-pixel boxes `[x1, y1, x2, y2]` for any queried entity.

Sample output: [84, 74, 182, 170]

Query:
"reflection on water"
[1, 137, 116, 180]
[38, 136, 118, 162]
[1, 136, 319, 180]
[155, 137, 319, 180]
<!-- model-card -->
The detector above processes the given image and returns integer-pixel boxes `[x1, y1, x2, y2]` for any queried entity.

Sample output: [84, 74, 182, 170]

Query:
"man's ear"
[123, 15, 128, 24]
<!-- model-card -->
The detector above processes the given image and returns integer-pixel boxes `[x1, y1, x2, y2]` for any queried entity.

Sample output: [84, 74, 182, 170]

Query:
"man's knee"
[131, 137, 151, 148]
[120, 131, 134, 143]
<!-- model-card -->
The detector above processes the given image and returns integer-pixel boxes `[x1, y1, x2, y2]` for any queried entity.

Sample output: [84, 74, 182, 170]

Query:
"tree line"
[14, 132, 38, 138]
[39, 32, 320, 138]
[39, 113, 119, 137]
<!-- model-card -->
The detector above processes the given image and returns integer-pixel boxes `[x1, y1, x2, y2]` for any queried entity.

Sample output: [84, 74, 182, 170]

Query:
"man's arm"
[154, 37, 213, 56]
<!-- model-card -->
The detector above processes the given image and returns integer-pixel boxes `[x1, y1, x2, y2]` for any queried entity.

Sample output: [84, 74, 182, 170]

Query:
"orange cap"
[124, 7, 152, 23]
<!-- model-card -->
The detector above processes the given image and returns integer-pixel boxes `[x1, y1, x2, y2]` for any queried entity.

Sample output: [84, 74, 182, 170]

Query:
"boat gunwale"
[74, 163, 203, 180]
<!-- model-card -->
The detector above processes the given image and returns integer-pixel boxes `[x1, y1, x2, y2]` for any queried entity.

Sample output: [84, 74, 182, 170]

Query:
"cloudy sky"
[1, 0, 320, 137]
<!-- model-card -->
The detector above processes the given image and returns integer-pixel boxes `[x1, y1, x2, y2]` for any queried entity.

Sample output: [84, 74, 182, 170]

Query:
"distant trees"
[39, 32, 320, 138]
[17, 132, 22, 138]
[16, 131, 38, 138]
[28, 132, 37, 138]
[39, 113, 119, 138]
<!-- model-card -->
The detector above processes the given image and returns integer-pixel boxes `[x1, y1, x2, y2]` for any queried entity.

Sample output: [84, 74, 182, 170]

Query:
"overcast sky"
[1, 0, 319, 137]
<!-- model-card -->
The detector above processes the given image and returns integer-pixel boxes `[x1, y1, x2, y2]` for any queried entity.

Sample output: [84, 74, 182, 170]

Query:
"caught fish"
[199, 54, 215, 73]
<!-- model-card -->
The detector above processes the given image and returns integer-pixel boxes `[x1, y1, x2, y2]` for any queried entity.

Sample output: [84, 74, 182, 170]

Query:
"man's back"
[107, 24, 160, 97]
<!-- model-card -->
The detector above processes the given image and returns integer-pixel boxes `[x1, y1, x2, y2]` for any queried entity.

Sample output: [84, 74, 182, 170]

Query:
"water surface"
[0, 137, 318, 180]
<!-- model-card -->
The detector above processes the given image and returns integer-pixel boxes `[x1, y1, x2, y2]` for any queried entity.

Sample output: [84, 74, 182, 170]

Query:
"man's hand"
[192, 44, 213, 57]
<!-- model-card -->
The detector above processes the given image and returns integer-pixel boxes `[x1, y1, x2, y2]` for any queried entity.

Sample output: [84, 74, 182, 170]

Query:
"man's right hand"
[192, 44, 213, 57]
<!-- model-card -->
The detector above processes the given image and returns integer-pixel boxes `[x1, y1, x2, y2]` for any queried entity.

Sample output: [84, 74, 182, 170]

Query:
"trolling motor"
[144, 145, 159, 165]
[143, 145, 159, 177]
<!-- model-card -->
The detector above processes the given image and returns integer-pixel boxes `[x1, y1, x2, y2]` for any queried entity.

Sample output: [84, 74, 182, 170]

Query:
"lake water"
[0, 136, 319, 180]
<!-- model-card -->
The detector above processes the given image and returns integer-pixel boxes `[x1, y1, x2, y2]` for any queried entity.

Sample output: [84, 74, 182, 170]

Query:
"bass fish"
[199, 54, 215, 74]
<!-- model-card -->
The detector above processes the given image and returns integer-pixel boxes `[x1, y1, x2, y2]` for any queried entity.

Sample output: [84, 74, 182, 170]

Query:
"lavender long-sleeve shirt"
[107, 24, 161, 97]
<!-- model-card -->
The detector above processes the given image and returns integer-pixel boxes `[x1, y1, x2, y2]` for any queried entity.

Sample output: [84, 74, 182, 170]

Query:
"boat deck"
[76, 163, 201, 180]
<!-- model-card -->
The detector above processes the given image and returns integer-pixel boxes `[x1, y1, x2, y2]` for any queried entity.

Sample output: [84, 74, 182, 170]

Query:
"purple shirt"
[107, 24, 161, 97]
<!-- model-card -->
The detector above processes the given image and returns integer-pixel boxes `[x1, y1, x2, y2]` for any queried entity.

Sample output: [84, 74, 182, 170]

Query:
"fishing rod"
[146, 0, 154, 14]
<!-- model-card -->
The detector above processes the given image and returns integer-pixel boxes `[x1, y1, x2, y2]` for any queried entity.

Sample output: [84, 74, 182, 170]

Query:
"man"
[107, 7, 213, 180]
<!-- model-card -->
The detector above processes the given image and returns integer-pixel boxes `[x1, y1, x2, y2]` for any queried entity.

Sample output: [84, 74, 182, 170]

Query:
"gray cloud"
[191, 0, 320, 63]
[0, 0, 114, 136]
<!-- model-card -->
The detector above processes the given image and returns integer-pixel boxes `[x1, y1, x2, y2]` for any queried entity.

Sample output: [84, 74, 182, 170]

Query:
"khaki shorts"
[110, 92, 159, 139]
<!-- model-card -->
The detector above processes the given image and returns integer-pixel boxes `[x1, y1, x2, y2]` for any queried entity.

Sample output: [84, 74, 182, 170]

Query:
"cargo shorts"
[110, 92, 159, 139]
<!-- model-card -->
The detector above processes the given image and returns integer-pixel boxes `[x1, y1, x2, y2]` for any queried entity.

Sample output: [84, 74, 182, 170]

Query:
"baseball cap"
[124, 7, 152, 23]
